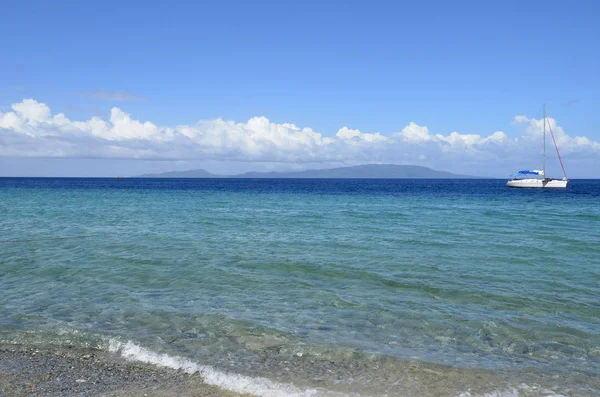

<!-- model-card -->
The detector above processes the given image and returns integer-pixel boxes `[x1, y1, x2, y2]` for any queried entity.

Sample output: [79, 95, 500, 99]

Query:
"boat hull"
[506, 178, 568, 188]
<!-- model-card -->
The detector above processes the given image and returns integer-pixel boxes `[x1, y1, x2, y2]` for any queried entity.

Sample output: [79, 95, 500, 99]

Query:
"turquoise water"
[1, 178, 599, 396]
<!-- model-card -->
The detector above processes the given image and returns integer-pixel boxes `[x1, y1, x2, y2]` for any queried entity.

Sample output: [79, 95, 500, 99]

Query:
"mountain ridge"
[136, 164, 479, 179]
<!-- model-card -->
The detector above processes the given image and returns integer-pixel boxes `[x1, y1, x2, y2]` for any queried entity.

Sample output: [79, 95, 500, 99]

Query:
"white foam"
[108, 339, 324, 397]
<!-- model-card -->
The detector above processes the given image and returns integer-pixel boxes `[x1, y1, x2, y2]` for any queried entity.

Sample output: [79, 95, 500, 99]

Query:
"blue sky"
[1, 0, 599, 177]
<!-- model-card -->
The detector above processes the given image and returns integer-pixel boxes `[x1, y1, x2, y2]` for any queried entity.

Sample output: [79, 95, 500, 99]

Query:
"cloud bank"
[1, 99, 598, 176]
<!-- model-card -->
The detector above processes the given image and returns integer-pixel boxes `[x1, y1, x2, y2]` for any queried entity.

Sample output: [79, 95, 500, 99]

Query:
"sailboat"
[507, 105, 568, 188]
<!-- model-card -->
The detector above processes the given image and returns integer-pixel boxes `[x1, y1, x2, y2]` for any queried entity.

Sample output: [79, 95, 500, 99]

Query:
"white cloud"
[0, 111, 21, 131]
[513, 115, 600, 154]
[1, 98, 599, 177]
[397, 122, 432, 142]
[12, 98, 51, 122]
[336, 127, 387, 142]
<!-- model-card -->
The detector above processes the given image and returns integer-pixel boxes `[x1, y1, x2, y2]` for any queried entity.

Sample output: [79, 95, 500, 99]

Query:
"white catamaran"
[507, 105, 568, 188]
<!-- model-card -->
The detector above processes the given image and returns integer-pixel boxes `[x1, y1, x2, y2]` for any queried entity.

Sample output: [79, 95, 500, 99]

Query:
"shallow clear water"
[1, 178, 599, 396]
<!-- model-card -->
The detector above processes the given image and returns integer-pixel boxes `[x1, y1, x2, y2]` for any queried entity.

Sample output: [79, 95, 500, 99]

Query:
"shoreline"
[1, 341, 599, 397]
[0, 344, 249, 397]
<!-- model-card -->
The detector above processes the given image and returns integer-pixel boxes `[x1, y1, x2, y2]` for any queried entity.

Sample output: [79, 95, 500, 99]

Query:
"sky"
[1, 0, 599, 177]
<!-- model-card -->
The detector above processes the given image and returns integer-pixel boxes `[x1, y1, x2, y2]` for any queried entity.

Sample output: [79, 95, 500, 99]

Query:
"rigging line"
[0, 235, 94, 244]
[547, 121, 568, 180]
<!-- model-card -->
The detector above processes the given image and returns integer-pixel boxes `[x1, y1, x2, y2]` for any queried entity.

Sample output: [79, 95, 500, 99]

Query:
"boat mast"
[543, 104, 546, 178]
[546, 106, 568, 180]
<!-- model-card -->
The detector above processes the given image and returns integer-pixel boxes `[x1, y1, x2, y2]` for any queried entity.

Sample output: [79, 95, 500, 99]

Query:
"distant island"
[136, 164, 479, 179]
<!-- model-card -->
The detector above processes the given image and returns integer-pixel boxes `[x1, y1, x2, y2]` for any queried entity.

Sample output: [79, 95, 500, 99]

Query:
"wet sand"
[0, 344, 248, 397]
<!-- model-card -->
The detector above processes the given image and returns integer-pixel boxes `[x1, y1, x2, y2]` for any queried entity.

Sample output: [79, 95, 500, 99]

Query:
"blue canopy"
[518, 170, 543, 175]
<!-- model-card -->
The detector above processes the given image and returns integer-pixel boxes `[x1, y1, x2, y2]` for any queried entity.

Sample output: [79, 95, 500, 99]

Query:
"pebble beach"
[0, 344, 247, 397]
